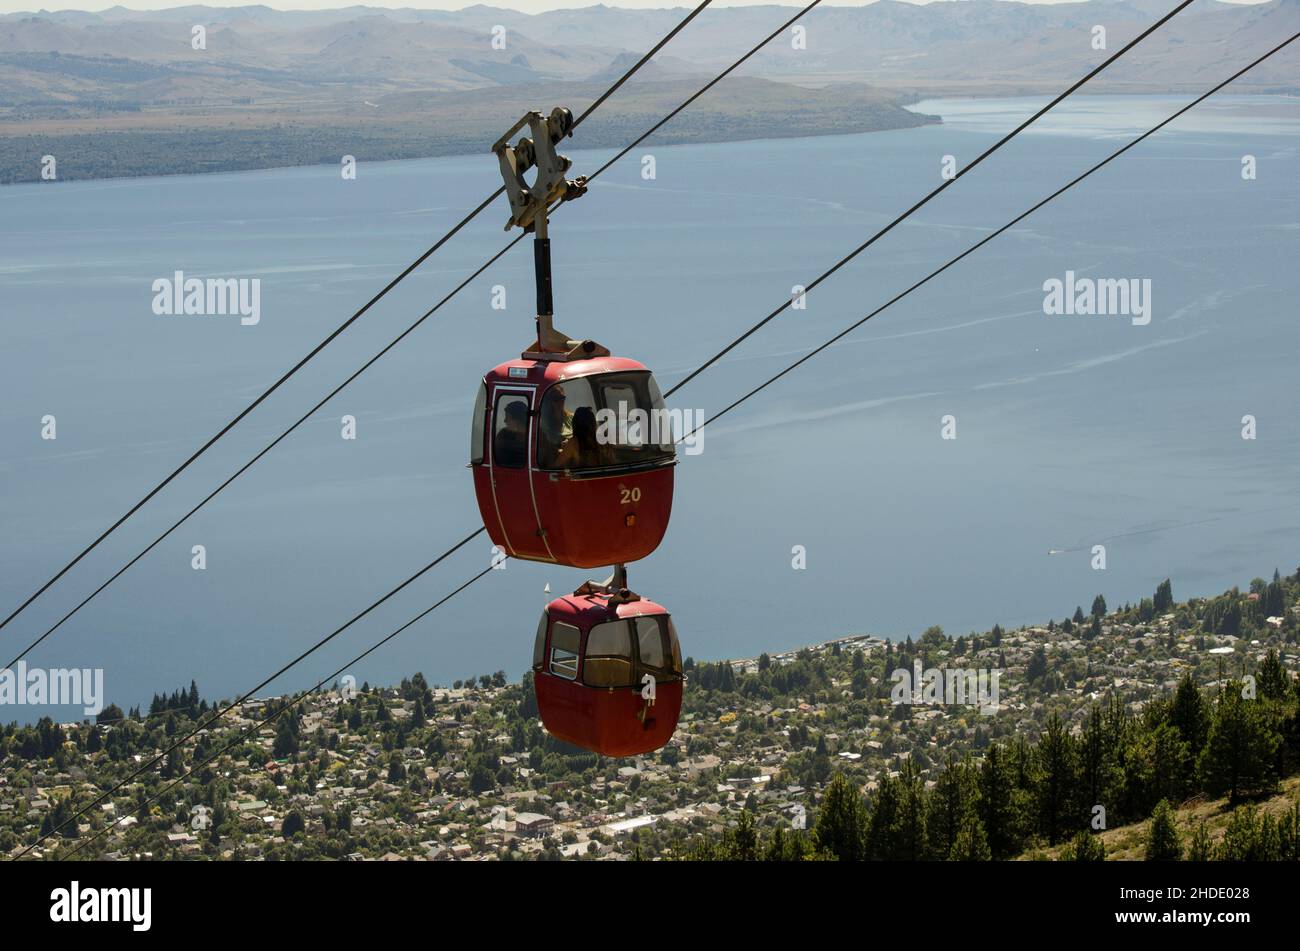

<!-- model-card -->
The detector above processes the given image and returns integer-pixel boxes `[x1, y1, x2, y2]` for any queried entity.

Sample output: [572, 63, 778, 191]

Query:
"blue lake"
[1, 94, 1297, 721]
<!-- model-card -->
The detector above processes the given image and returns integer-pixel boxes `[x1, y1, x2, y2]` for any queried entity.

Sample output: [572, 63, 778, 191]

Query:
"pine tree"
[1198, 687, 1280, 803]
[731, 808, 758, 861]
[1264, 580, 1286, 617]
[927, 755, 976, 859]
[1186, 821, 1213, 861]
[273, 715, 299, 758]
[1146, 721, 1189, 808]
[1169, 673, 1208, 786]
[1062, 830, 1105, 861]
[1035, 714, 1077, 845]
[813, 772, 867, 861]
[1154, 578, 1174, 614]
[1079, 705, 1118, 824]
[1026, 647, 1048, 683]
[1091, 595, 1107, 618]
[948, 814, 992, 861]
[1279, 802, 1300, 860]
[1218, 805, 1264, 860]
[1258, 650, 1288, 701]
[978, 744, 1017, 859]
[895, 762, 928, 860]
[281, 810, 305, 837]
[865, 773, 902, 860]
[1145, 799, 1182, 860]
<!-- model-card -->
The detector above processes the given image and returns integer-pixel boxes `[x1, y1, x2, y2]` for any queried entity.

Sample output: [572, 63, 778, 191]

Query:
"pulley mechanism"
[491, 107, 587, 233]
[491, 107, 606, 361]
[573, 563, 640, 606]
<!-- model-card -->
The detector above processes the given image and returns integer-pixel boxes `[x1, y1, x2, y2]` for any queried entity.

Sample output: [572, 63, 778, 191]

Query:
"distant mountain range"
[0, 1, 1294, 182]
[2, 1, 1296, 107]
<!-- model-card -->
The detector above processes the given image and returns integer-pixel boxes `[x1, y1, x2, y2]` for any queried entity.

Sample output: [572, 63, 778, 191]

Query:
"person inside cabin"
[537, 384, 573, 468]
[556, 406, 611, 469]
[494, 399, 529, 468]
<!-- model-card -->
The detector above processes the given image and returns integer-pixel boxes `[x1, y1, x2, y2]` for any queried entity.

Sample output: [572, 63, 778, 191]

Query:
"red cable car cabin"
[533, 590, 683, 757]
[470, 354, 676, 569]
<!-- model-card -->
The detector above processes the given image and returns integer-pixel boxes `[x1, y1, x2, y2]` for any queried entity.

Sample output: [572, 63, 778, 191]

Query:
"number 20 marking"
[620, 487, 642, 504]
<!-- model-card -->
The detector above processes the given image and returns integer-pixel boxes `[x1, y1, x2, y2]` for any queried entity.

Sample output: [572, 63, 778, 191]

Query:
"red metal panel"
[471, 355, 676, 569]
[484, 385, 549, 560]
[534, 594, 682, 757]
[531, 466, 673, 568]
[536, 675, 682, 758]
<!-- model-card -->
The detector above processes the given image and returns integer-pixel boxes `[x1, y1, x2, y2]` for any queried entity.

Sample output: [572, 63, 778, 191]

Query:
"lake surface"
[2, 94, 1298, 722]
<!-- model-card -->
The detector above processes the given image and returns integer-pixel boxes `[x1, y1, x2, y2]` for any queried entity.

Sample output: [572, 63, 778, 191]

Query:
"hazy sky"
[0, 0, 1271, 15]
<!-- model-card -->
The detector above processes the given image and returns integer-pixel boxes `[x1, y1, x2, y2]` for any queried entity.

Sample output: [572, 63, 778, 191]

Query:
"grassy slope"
[1027, 776, 1300, 861]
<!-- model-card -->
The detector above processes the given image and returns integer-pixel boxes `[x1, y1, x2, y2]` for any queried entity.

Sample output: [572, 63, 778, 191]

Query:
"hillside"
[0, 0, 1295, 182]
[0, 75, 935, 183]
[1032, 775, 1300, 860]
[5, 564, 1299, 861]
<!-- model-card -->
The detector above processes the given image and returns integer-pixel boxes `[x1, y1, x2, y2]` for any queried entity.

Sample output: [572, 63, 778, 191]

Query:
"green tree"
[731, 808, 759, 861]
[1154, 578, 1174, 614]
[814, 772, 867, 861]
[281, 810, 305, 837]
[1186, 821, 1213, 861]
[894, 762, 928, 861]
[927, 755, 976, 859]
[1128, 721, 1189, 812]
[948, 814, 991, 861]
[1062, 830, 1105, 861]
[273, 715, 299, 758]
[1145, 799, 1181, 860]
[1026, 647, 1048, 684]
[1258, 650, 1289, 701]
[1198, 687, 1280, 802]
[1035, 714, 1077, 845]
[977, 744, 1018, 859]
[1169, 674, 1208, 784]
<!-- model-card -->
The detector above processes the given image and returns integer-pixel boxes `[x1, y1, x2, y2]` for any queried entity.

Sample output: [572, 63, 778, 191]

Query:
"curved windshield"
[580, 615, 681, 687]
[584, 620, 634, 687]
[470, 382, 487, 465]
[537, 371, 676, 471]
[636, 615, 682, 677]
[532, 611, 547, 669]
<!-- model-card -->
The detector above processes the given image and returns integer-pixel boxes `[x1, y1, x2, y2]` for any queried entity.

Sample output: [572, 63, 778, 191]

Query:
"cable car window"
[634, 616, 666, 670]
[666, 617, 683, 674]
[532, 612, 548, 669]
[470, 382, 487, 465]
[536, 372, 675, 471]
[584, 620, 635, 688]
[537, 378, 594, 469]
[593, 374, 674, 467]
[492, 393, 530, 469]
[646, 375, 675, 452]
[550, 622, 580, 680]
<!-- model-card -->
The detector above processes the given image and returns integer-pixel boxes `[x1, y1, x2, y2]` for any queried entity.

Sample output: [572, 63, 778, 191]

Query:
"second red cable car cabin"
[470, 349, 676, 569]
[533, 586, 683, 757]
